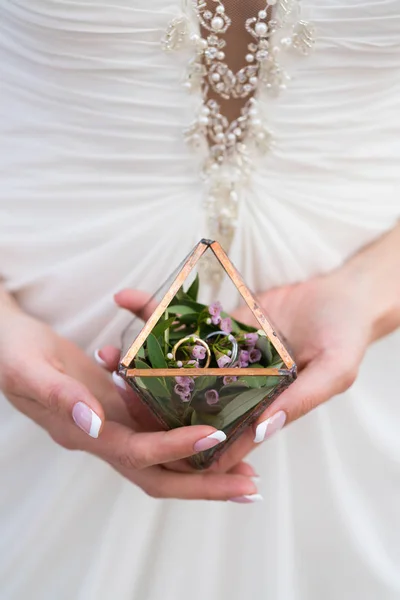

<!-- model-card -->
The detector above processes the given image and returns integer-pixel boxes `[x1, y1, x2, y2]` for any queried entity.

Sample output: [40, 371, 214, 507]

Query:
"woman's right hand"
[0, 299, 259, 501]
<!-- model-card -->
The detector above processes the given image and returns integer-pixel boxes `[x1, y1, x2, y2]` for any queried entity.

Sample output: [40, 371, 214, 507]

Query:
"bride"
[1, 1, 400, 598]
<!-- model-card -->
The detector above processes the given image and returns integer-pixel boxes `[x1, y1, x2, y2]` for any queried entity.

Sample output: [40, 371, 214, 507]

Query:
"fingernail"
[229, 494, 264, 504]
[251, 476, 261, 484]
[112, 371, 128, 391]
[93, 349, 107, 367]
[193, 430, 226, 452]
[254, 410, 286, 443]
[72, 402, 102, 438]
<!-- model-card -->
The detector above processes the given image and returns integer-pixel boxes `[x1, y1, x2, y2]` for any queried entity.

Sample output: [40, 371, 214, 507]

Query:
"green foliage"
[193, 376, 218, 393]
[256, 335, 273, 363]
[187, 274, 200, 301]
[217, 387, 274, 428]
[152, 316, 176, 340]
[129, 276, 287, 437]
[133, 359, 170, 397]
[146, 334, 167, 369]
[167, 305, 198, 316]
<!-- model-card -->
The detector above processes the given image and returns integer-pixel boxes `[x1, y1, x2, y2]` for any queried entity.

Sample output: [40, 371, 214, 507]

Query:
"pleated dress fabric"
[0, 1, 400, 599]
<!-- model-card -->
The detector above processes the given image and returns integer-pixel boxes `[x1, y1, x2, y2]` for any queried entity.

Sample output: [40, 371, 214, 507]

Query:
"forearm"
[0, 286, 22, 324]
[343, 222, 400, 341]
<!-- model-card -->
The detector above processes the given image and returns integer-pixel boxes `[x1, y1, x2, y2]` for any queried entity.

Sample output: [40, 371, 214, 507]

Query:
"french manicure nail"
[193, 430, 227, 452]
[253, 410, 286, 443]
[251, 476, 261, 484]
[93, 349, 107, 367]
[72, 402, 102, 438]
[112, 371, 128, 391]
[229, 494, 264, 504]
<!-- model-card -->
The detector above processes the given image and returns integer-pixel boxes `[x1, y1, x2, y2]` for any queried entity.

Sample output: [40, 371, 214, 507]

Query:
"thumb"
[114, 289, 156, 321]
[252, 353, 358, 443]
[26, 362, 105, 439]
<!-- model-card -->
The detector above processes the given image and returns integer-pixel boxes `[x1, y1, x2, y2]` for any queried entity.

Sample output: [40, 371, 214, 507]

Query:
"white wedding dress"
[1, 1, 400, 598]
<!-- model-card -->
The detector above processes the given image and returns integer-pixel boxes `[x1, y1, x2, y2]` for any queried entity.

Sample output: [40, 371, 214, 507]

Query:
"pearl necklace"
[162, 0, 314, 283]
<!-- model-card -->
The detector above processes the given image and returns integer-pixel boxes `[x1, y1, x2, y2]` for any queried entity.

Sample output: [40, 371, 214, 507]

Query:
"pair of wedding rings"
[172, 331, 238, 368]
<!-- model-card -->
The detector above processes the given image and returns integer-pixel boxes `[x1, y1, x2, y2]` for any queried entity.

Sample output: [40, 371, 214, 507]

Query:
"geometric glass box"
[118, 239, 296, 469]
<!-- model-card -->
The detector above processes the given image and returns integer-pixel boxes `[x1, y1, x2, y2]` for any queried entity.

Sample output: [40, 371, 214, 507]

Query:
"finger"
[8, 391, 47, 428]
[165, 457, 259, 477]
[80, 420, 227, 470]
[94, 346, 120, 372]
[20, 362, 105, 439]
[227, 461, 259, 478]
[163, 459, 196, 473]
[111, 371, 160, 429]
[121, 465, 261, 502]
[114, 289, 156, 321]
[252, 354, 358, 443]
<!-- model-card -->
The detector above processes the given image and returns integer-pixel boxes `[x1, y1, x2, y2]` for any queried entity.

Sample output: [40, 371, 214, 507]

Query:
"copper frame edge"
[209, 241, 296, 370]
[120, 240, 209, 368]
[120, 238, 296, 372]
[124, 367, 287, 378]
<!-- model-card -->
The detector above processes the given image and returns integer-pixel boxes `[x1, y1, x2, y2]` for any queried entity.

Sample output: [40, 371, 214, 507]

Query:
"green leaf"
[270, 356, 285, 369]
[232, 317, 258, 333]
[219, 312, 258, 335]
[219, 383, 249, 396]
[191, 410, 223, 429]
[142, 377, 171, 398]
[238, 375, 267, 389]
[193, 375, 218, 394]
[134, 358, 151, 369]
[182, 299, 208, 313]
[183, 406, 195, 426]
[174, 286, 188, 303]
[164, 309, 170, 353]
[177, 313, 198, 325]
[218, 387, 274, 429]
[186, 274, 200, 302]
[238, 375, 280, 389]
[167, 305, 198, 316]
[137, 346, 146, 359]
[256, 336, 273, 364]
[132, 359, 170, 397]
[168, 330, 193, 342]
[146, 334, 167, 369]
[152, 316, 176, 339]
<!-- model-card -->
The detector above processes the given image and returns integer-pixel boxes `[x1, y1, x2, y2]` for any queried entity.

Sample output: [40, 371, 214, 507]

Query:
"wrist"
[0, 288, 23, 329]
[342, 225, 400, 342]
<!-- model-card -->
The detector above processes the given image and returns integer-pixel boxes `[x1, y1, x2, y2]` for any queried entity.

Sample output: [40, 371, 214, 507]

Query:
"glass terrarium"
[118, 239, 296, 469]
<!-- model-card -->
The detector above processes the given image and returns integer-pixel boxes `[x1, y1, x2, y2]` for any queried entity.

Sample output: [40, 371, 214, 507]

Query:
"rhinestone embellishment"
[162, 0, 314, 282]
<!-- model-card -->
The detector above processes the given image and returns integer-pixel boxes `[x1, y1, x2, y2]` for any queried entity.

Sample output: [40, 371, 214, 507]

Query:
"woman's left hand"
[99, 225, 400, 475]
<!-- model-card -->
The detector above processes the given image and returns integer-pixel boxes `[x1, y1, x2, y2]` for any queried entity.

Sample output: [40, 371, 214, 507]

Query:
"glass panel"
[119, 241, 295, 469]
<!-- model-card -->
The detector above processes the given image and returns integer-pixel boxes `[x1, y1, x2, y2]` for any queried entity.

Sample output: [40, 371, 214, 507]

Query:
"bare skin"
[1, 224, 400, 500]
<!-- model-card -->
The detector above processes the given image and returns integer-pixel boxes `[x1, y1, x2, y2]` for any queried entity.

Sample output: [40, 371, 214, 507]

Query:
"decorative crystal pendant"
[162, 1, 315, 283]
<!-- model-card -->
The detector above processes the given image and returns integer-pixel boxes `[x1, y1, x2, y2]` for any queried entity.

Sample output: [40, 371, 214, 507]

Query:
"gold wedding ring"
[172, 335, 211, 369]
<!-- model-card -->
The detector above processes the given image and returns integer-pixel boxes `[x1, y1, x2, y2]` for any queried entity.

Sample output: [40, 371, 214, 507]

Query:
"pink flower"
[249, 348, 262, 363]
[187, 360, 199, 368]
[239, 350, 249, 368]
[174, 384, 191, 402]
[192, 344, 207, 360]
[175, 376, 195, 391]
[223, 375, 238, 385]
[217, 355, 231, 368]
[220, 317, 232, 334]
[205, 389, 219, 405]
[245, 333, 259, 346]
[208, 301, 222, 318]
